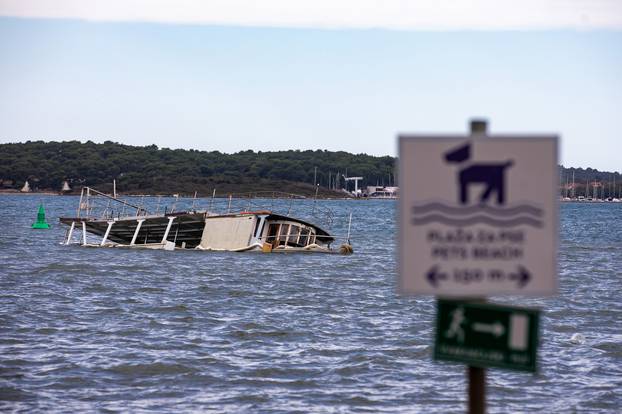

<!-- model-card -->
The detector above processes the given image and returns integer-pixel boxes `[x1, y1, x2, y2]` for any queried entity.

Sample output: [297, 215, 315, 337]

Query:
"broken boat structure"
[59, 187, 353, 254]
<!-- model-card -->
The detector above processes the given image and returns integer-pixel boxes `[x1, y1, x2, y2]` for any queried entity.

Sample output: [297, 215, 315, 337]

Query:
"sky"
[0, 1, 621, 172]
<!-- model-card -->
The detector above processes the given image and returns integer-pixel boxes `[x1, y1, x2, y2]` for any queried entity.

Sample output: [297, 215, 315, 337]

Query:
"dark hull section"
[60, 213, 206, 248]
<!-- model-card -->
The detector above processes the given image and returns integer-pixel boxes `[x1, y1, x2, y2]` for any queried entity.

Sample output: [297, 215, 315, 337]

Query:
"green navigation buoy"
[32, 203, 50, 229]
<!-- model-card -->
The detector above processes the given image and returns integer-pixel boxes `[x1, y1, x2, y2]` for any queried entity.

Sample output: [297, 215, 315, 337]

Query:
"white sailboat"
[61, 180, 71, 192]
[20, 180, 31, 193]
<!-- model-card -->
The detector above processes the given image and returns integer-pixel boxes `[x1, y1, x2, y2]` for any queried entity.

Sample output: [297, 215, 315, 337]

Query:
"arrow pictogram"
[472, 321, 505, 337]
[427, 265, 531, 287]
[509, 265, 531, 288]
[426, 265, 449, 287]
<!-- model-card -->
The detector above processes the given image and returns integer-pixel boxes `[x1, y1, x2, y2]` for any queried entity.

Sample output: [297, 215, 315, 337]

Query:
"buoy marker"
[32, 203, 50, 229]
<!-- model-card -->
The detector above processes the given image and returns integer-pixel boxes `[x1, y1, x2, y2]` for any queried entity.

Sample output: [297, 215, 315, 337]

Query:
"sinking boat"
[59, 187, 353, 254]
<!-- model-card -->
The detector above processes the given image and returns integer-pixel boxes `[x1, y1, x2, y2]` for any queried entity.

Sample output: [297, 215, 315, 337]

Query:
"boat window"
[279, 223, 289, 243]
[266, 223, 279, 244]
[288, 225, 300, 244]
[299, 228, 309, 246]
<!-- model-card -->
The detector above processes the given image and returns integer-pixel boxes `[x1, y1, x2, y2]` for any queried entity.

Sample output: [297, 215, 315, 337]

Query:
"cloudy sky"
[1, 1, 620, 171]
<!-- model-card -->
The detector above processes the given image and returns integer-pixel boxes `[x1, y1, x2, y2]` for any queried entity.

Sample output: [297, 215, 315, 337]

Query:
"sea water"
[0, 196, 620, 413]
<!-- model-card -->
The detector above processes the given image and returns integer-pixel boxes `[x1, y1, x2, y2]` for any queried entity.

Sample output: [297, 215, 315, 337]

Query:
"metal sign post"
[469, 120, 486, 414]
[469, 361, 485, 414]
[398, 119, 558, 413]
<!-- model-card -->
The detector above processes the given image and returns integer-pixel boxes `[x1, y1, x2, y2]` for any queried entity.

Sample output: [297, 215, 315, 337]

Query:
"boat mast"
[564, 173, 568, 198]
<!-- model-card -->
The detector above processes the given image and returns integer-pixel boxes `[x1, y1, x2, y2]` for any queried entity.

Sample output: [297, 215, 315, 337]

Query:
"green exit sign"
[434, 300, 540, 372]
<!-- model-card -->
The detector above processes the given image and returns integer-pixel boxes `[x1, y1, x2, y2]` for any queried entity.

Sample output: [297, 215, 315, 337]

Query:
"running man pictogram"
[445, 306, 467, 343]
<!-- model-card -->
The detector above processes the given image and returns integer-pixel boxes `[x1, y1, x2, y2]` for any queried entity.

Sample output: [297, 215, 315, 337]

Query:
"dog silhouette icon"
[444, 143, 513, 205]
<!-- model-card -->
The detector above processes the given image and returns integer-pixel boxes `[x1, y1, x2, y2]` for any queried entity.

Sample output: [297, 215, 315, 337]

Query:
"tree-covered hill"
[1, 141, 619, 198]
[0, 141, 396, 197]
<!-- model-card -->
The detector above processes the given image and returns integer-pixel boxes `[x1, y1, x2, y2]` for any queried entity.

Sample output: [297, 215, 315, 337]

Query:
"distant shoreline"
[0, 190, 62, 196]
[0, 190, 355, 200]
[2, 191, 620, 204]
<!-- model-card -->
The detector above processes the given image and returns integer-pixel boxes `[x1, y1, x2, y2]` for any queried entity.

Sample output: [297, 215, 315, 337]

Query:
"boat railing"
[73, 187, 337, 230]
[76, 187, 151, 219]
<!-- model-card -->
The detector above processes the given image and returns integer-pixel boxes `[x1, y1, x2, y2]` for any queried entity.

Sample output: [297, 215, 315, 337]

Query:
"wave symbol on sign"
[411, 202, 544, 228]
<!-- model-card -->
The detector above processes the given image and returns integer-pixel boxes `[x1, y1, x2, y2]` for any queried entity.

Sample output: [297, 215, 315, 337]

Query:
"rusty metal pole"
[468, 117, 488, 414]
[468, 364, 486, 414]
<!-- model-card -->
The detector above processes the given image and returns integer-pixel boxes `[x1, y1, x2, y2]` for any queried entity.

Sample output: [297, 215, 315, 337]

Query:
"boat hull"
[59, 212, 206, 248]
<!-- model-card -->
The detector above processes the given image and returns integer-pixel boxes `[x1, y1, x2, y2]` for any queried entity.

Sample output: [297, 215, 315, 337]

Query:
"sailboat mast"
[565, 173, 568, 198]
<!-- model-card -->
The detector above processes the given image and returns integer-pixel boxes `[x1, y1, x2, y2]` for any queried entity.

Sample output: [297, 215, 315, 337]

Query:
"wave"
[412, 214, 543, 228]
[411, 202, 543, 217]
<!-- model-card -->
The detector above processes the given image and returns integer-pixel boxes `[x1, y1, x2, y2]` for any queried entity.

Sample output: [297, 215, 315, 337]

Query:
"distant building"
[365, 186, 398, 199]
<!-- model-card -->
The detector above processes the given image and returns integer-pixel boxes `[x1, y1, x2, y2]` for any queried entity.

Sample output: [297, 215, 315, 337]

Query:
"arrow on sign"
[509, 266, 531, 288]
[427, 265, 449, 287]
[472, 322, 505, 337]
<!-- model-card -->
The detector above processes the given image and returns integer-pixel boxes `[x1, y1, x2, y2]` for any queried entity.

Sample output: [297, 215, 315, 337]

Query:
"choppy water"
[1, 195, 620, 413]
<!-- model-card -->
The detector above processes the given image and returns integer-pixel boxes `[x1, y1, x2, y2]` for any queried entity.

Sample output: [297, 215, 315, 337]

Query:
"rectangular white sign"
[398, 135, 558, 296]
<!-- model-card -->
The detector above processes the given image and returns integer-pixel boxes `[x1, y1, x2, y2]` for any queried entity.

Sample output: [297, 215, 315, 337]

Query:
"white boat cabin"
[198, 212, 333, 252]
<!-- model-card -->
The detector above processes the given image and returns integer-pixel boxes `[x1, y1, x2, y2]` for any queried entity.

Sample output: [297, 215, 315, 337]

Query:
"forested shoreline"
[0, 141, 619, 198]
[0, 141, 396, 197]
